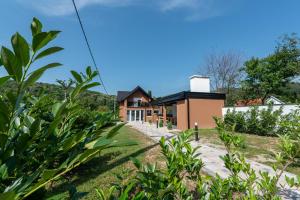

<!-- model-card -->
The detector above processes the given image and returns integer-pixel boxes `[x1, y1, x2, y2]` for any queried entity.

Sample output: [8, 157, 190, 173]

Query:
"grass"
[45, 125, 299, 199]
[45, 125, 162, 200]
[198, 128, 300, 174]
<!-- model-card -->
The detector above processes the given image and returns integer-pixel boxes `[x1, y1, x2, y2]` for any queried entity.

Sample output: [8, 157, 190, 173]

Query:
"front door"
[127, 110, 144, 122]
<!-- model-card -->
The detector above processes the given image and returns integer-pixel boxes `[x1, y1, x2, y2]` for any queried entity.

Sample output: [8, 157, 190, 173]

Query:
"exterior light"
[194, 122, 199, 141]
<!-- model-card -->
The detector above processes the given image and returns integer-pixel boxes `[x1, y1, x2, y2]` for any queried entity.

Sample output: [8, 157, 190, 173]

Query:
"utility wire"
[71, 0, 109, 95]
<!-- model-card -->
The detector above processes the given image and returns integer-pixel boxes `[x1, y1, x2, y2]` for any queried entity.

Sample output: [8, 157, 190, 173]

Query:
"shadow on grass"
[49, 142, 159, 196]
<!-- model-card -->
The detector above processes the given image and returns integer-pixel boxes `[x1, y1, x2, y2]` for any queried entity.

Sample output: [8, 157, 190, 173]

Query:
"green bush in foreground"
[96, 117, 300, 199]
[0, 18, 128, 199]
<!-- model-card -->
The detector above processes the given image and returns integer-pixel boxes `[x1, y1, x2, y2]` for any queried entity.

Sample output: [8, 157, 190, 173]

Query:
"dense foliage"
[224, 105, 283, 136]
[96, 119, 300, 199]
[0, 80, 116, 112]
[241, 34, 300, 103]
[0, 18, 126, 199]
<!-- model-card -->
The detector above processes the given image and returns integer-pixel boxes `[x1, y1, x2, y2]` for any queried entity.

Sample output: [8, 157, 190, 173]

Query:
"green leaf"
[71, 70, 83, 83]
[0, 134, 8, 149]
[0, 158, 16, 181]
[32, 31, 61, 52]
[52, 102, 62, 116]
[0, 76, 11, 86]
[24, 62, 61, 88]
[41, 169, 59, 181]
[34, 46, 64, 61]
[106, 123, 124, 139]
[0, 100, 10, 132]
[0, 192, 17, 200]
[29, 119, 41, 136]
[0, 55, 3, 66]
[80, 82, 100, 93]
[1, 47, 22, 82]
[86, 66, 92, 76]
[11, 32, 30, 66]
[130, 157, 142, 169]
[84, 137, 110, 150]
[0, 163, 9, 179]
[31, 17, 43, 36]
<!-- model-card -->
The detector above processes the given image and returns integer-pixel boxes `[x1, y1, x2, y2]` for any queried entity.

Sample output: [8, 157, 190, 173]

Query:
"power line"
[71, 0, 109, 95]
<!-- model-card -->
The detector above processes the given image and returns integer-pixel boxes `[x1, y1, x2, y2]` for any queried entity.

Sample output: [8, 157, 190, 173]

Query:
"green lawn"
[198, 129, 300, 174]
[45, 126, 162, 200]
[45, 126, 299, 199]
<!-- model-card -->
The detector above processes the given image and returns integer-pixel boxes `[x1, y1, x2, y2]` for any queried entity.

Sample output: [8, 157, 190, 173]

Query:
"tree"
[241, 34, 300, 103]
[56, 79, 75, 99]
[202, 51, 243, 105]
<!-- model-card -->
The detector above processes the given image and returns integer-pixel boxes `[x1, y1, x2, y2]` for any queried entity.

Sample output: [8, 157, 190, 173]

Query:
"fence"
[222, 104, 300, 116]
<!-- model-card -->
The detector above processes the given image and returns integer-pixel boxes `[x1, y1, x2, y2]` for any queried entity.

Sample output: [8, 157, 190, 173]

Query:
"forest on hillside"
[0, 80, 116, 112]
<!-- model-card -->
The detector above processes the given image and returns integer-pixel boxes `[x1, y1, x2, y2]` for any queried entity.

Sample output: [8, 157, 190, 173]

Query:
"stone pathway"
[127, 121, 300, 199]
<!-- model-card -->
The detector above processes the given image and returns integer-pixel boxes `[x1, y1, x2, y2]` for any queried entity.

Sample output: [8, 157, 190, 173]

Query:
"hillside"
[0, 81, 116, 112]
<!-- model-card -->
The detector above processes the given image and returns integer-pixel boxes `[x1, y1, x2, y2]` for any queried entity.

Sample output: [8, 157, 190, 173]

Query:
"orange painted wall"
[189, 98, 224, 129]
[176, 100, 188, 130]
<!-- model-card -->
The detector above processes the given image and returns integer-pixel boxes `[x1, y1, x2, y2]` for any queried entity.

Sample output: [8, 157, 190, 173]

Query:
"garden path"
[127, 121, 300, 199]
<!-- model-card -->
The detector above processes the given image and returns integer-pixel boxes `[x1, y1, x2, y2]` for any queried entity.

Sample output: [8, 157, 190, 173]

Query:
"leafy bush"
[259, 105, 282, 135]
[0, 18, 126, 199]
[246, 106, 262, 134]
[159, 119, 163, 127]
[278, 110, 300, 139]
[167, 120, 172, 130]
[96, 119, 300, 199]
[224, 105, 284, 136]
[224, 109, 247, 133]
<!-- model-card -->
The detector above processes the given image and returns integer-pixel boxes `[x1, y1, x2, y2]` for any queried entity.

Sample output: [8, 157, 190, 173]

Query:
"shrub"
[223, 105, 283, 136]
[278, 110, 300, 139]
[159, 119, 163, 127]
[245, 106, 261, 135]
[148, 119, 152, 124]
[259, 105, 282, 136]
[167, 120, 172, 130]
[224, 109, 247, 133]
[96, 119, 300, 199]
[0, 18, 127, 199]
[224, 109, 237, 127]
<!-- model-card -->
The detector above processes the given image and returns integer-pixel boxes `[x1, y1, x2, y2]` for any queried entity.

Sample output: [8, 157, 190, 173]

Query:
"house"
[235, 96, 285, 106]
[117, 75, 226, 130]
[265, 96, 285, 105]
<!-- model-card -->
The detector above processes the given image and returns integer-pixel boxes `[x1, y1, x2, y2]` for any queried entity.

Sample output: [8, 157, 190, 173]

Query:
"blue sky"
[1, 0, 300, 96]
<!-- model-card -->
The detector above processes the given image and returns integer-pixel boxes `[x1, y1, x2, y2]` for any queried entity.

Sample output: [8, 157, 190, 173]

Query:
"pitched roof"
[235, 96, 285, 106]
[117, 91, 130, 102]
[266, 96, 285, 105]
[235, 98, 262, 106]
[117, 86, 152, 102]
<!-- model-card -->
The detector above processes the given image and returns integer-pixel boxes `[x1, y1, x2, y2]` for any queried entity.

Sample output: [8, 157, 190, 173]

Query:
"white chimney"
[189, 75, 210, 93]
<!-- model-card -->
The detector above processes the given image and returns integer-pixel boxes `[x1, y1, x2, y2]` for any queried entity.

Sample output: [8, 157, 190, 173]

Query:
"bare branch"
[202, 51, 243, 93]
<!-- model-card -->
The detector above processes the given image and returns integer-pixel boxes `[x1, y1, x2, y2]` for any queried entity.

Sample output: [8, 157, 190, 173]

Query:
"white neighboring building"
[265, 96, 285, 105]
[223, 96, 299, 116]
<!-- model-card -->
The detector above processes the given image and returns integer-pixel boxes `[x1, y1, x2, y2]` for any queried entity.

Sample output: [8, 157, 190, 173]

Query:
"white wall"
[222, 105, 300, 116]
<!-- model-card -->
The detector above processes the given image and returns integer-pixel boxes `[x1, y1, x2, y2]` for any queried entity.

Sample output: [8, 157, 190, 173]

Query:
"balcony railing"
[127, 101, 149, 107]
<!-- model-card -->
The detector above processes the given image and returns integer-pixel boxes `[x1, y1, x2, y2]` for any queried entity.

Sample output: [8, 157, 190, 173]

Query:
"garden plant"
[224, 105, 285, 136]
[96, 117, 300, 199]
[0, 18, 128, 199]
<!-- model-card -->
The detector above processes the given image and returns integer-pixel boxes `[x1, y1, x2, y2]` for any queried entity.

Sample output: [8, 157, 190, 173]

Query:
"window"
[153, 110, 159, 114]
[146, 110, 152, 116]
